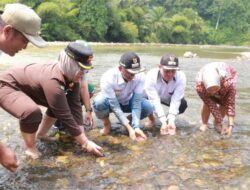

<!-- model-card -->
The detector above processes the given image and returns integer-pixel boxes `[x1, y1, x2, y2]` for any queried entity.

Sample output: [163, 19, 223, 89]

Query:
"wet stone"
[167, 185, 180, 190]
[1, 46, 250, 189]
[194, 178, 208, 187]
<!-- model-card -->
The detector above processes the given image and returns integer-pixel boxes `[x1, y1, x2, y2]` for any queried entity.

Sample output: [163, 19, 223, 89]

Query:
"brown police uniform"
[0, 63, 83, 136]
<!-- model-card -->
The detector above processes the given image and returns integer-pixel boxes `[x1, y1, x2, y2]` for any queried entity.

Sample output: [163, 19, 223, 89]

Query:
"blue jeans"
[93, 95, 153, 121]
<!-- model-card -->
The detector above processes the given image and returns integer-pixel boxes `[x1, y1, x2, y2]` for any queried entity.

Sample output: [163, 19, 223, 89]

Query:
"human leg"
[93, 95, 111, 135]
[0, 86, 42, 158]
[101, 117, 111, 135]
[140, 98, 155, 128]
[218, 105, 233, 135]
[36, 114, 57, 141]
[200, 102, 210, 131]
[21, 132, 40, 159]
[179, 98, 188, 114]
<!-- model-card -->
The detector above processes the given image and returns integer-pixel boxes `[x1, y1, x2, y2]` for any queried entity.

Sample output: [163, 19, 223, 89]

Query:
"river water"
[0, 44, 250, 190]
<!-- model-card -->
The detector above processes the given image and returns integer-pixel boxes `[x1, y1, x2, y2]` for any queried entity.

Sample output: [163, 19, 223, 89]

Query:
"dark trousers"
[161, 98, 187, 114]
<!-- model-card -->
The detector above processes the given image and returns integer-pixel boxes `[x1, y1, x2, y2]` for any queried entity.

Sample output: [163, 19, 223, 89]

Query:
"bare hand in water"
[160, 122, 176, 135]
[82, 140, 104, 157]
[221, 125, 233, 136]
[0, 143, 19, 172]
[134, 128, 147, 142]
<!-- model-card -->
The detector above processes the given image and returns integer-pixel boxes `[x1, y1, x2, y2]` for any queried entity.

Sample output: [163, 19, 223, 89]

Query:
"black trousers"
[161, 97, 187, 114]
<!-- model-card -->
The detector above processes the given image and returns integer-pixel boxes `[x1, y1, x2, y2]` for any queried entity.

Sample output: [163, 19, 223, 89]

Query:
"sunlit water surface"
[0, 44, 250, 190]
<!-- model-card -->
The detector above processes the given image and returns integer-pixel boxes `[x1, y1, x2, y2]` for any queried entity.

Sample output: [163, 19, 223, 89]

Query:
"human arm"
[100, 69, 130, 126]
[221, 85, 236, 136]
[131, 93, 147, 141]
[107, 98, 147, 141]
[221, 116, 234, 136]
[145, 70, 173, 135]
[108, 97, 130, 126]
[43, 80, 103, 156]
[0, 143, 19, 172]
[145, 71, 167, 124]
[44, 81, 83, 136]
[80, 80, 94, 128]
[131, 93, 142, 129]
[75, 131, 103, 156]
[167, 72, 186, 124]
[161, 73, 186, 135]
[196, 83, 223, 124]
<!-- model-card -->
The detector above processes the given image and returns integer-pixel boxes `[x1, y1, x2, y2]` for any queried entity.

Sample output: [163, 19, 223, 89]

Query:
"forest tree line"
[1, 0, 250, 45]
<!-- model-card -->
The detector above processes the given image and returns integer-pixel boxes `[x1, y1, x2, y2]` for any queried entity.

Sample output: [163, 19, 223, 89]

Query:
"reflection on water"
[0, 44, 250, 189]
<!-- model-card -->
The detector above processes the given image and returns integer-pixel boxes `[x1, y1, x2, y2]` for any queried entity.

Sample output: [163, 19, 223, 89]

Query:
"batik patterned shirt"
[196, 62, 237, 123]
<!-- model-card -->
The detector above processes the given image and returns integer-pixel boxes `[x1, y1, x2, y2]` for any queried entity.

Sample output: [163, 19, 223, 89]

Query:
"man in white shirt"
[93, 52, 155, 141]
[145, 54, 187, 135]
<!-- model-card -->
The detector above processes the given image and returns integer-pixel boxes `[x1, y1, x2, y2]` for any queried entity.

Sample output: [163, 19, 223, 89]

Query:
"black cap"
[65, 42, 93, 70]
[119, 52, 145, 74]
[160, 54, 179, 70]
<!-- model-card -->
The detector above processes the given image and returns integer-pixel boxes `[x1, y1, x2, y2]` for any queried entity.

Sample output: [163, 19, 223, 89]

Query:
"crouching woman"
[0, 42, 103, 159]
[196, 62, 237, 136]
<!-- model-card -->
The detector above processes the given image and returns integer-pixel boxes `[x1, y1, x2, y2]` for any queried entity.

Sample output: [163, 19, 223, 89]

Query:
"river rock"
[183, 51, 197, 58]
[236, 52, 250, 60]
[168, 185, 180, 190]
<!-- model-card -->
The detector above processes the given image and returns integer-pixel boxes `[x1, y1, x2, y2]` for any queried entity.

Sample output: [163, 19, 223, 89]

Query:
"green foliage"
[142, 6, 168, 42]
[241, 32, 250, 45]
[0, 0, 16, 9]
[120, 21, 139, 42]
[104, 0, 123, 42]
[76, 0, 108, 41]
[144, 33, 159, 43]
[163, 0, 197, 14]
[19, 0, 44, 8]
[37, 1, 79, 41]
[1, 0, 249, 45]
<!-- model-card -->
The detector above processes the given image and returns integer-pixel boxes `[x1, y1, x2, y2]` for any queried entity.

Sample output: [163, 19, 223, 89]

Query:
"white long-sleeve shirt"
[100, 67, 145, 105]
[145, 68, 186, 124]
[99, 67, 145, 127]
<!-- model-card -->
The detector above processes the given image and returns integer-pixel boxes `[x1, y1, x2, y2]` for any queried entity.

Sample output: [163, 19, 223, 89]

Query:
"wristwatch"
[85, 107, 93, 112]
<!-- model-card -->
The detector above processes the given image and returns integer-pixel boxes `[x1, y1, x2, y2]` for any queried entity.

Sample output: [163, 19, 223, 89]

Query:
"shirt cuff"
[167, 114, 176, 123]
[159, 116, 167, 124]
[121, 117, 130, 126]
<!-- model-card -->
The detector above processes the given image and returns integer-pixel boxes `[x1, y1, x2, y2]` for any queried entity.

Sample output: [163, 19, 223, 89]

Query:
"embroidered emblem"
[168, 56, 177, 65]
[131, 58, 139, 68]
